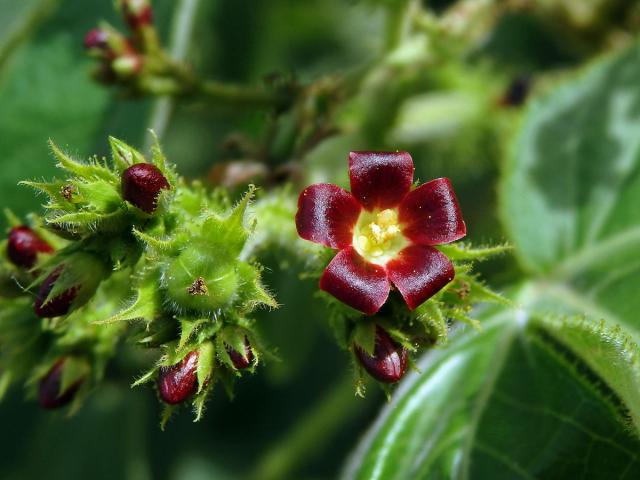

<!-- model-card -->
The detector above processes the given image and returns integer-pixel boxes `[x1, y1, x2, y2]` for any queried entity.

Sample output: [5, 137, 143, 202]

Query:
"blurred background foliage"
[1, 0, 640, 479]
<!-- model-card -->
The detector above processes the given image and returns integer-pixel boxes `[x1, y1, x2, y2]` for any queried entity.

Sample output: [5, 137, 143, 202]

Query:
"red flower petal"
[296, 184, 361, 249]
[320, 247, 390, 315]
[399, 178, 466, 245]
[386, 245, 455, 310]
[349, 151, 414, 211]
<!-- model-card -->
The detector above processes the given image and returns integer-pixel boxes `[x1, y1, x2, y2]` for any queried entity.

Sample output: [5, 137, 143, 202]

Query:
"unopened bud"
[7, 226, 53, 269]
[354, 326, 408, 383]
[158, 351, 199, 404]
[226, 337, 254, 370]
[121, 163, 170, 213]
[38, 358, 84, 409]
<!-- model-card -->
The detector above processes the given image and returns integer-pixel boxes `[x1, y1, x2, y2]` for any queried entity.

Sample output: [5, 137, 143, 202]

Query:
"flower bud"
[7, 226, 53, 269]
[38, 358, 84, 409]
[165, 247, 238, 312]
[354, 326, 408, 383]
[83, 28, 109, 51]
[111, 53, 143, 78]
[120, 0, 153, 29]
[500, 75, 532, 107]
[121, 163, 170, 213]
[33, 253, 107, 318]
[226, 337, 254, 370]
[158, 351, 198, 404]
[33, 267, 78, 318]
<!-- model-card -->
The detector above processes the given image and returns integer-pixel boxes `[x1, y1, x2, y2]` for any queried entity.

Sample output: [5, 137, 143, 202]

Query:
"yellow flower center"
[353, 208, 407, 265]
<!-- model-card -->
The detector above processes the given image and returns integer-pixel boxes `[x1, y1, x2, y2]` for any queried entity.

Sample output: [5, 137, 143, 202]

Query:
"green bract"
[164, 248, 239, 312]
[1, 135, 276, 424]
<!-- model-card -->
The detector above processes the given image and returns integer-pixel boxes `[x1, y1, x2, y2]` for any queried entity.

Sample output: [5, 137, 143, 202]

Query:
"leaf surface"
[345, 40, 640, 480]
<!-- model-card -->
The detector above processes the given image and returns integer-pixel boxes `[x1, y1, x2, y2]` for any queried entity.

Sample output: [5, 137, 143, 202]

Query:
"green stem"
[145, 0, 202, 147]
[195, 79, 285, 108]
[383, 0, 419, 52]
[247, 374, 373, 480]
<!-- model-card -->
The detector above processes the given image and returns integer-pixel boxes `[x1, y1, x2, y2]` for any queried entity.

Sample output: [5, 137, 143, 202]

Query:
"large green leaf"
[500, 41, 640, 339]
[345, 39, 640, 479]
[343, 303, 640, 479]
[500, 43, 640, 346]
[502, 42, 640, 275]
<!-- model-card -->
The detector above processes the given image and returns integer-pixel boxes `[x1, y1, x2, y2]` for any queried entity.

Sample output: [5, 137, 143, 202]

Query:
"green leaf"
[535, 316, 640, 433]
[344, 306, 640, 479]
[501, 41, 640, 340]
[0, 29, 109, 219]
[348, 41, 640, 479]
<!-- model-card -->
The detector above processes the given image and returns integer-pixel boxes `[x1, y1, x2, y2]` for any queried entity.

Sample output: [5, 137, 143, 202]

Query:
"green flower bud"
[112, 54, 143, 78]
[164, 246, 238, 313]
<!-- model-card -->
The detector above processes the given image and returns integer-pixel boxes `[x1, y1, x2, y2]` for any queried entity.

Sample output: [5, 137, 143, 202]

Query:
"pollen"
[353, 208, 407, 265]
[366, 209, 400, 245]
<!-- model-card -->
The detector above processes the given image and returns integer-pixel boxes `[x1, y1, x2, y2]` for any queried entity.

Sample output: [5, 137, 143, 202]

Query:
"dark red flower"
[38, 358, 84, 409]
[296, 151, 465, 314]
[33, 267, 79, 318]
[158, 351, 199, 404]
[121, 163, 170, 214]
[7, 226, 53, 269]
[226, 338, 254, 370]
[354, 326, 408, 383]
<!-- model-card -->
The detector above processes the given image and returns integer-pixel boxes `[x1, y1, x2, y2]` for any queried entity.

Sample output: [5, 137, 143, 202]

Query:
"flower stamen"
[353, 209, 407, 265]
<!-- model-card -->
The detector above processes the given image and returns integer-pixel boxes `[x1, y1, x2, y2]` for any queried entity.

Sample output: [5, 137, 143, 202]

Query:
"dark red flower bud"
[121, 0, 153, 29]
[83, 28, 109, 50]
[121, 163, 170, 214]
[7, 226, 53, 269]
[354, 326, 408, 383]
[500, 75, 532, 107]
[158, 351, 199, 404]
[226, 338, 254, 370]
[33, 267, 79, 318]
[38, 359, 84, 410]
